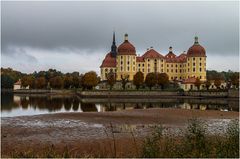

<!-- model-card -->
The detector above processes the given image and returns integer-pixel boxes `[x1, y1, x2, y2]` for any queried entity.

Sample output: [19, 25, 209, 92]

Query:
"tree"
[205, 80, 211, 90]
[214, 79, 222, 89]
[106, 71, 116, 90]
[121, 74, 129, 90]
[35, 77, 46, 89]
[72, 74, 82, 88]
[194, 78, 201, 90]
[21, 75, 35, 88]
[82, 71, 99, 90]
[145, 73, 157, 90]
[156, 73, 169, 90]
[50, 76, 64, 89]
[63, 75, 73, 89]
[133, 71, 144, 90]
[230, 72, 239, 89]
[1, 74, 14, 89]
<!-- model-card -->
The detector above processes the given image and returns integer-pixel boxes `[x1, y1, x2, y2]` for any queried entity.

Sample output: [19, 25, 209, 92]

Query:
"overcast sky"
[1, 1, 239, 74]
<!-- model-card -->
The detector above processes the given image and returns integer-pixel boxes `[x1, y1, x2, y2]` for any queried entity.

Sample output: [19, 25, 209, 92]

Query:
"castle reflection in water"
[2, 93, 238, 113]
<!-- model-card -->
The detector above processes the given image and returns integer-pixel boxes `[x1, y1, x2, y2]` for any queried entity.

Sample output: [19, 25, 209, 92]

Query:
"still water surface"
[1, 93, 239, 117]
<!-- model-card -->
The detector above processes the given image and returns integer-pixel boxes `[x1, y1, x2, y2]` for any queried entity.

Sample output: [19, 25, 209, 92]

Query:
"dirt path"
[1, 108, 239, 157]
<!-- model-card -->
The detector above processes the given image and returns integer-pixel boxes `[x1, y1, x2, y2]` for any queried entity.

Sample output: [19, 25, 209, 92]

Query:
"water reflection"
[1, 92, 239, 117]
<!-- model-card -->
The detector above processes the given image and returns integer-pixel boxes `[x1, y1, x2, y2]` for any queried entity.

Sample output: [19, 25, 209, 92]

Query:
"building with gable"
[100, 33, 206, 84]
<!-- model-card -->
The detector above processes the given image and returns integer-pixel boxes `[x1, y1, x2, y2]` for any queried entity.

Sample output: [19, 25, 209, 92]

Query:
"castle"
[100, 33, 206, 83]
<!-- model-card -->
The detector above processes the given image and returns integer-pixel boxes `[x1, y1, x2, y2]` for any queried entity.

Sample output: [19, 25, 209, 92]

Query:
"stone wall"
[228, 89, 239, 98]
[184, 91, 229, 98]
[78, 91, 181, 98]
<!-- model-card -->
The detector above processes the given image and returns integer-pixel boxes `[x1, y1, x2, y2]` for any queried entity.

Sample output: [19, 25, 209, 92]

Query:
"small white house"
[179, 77, 205, 91]
[13, 79, 29, 90]
[13, 80, 21, 90]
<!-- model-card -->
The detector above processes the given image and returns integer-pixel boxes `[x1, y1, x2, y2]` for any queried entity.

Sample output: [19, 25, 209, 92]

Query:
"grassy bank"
[7, 119, 239, 158]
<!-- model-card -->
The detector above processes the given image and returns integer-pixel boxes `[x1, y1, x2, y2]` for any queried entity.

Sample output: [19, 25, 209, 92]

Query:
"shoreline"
[1, 108, 239, 157]
[2, 89, 239, 98]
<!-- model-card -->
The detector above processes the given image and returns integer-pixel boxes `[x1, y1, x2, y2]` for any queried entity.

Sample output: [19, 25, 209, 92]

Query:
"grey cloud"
[2, 1, 239, 56]
[1, 1, 239, 73]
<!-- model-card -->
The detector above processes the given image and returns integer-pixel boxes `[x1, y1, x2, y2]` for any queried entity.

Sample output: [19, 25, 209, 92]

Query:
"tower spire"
[113, 31, 116, 44]
[111, 31, 117, 58]
[194, 36, 199, 45]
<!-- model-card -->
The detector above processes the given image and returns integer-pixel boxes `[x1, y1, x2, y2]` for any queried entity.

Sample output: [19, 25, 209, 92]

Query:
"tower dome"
[187, 36, 206, 57]
[117, 34, 136, 55]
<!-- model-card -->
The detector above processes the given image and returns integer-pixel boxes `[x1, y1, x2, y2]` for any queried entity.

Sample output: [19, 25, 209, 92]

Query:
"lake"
[1, 92, 239, 117]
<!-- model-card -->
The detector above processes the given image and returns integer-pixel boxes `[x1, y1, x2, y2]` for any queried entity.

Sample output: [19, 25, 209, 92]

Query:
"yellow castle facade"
[100, 33, 206, 82]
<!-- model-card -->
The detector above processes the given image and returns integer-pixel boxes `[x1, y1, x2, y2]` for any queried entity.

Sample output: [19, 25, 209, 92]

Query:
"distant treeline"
[1, 67, 99, 90]
[1, 67, 239, 90]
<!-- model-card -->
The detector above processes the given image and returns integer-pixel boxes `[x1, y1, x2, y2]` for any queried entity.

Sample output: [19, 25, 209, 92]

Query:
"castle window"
[161, 59, 163, 62]
[200, 76, 202, 79]
[127, 66, 130, 71]
[142, 64, 144, 67]
[148, 64, 150, 67]
[138, 64, 140, 67]
[161, 69, 163, 72]
[161, 64, 163, 67]
[176, 70, 177, 73]
[121, 56, 123, 59]
[193, 63, 195, 66]
[127, 61, 130, 65]
[188, 63, 189, 66]
[200, 68, 202, 72]
[105, 68, 108, 72]
[171, 64, 173, 67]
[200, 58, 202, 61]
[167, 69, 169, 72]
[142, 68, 144, 72]
[200, 63, 202, 66]
[148, 69, 150, 72]
[138, 68, 140, 71]
[188, 68, 190, 72]
[167, 64, 169, 67]
[193, 68, 195, 72]
[155, 59, 157, 62]
[148, 59, 150, 62]
[193, 58, 195, 60]
[133, 67, 135, 71]
[133, 62, 135, 65]
[180, 69, 182, 73]
[175, 64, 177, 67]
[121, 67, 123, 71]
[121, 61, 123, 65]
[180, 65, 182, 67]
[171, 69, 173, 73]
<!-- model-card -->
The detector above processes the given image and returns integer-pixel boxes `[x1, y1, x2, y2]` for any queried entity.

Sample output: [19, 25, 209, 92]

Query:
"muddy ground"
[1, 108, 239, 157]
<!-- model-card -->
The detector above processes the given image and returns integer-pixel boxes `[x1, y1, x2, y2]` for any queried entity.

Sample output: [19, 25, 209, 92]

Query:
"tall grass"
[141, 118, 239, 158]
[7, 119, 239, 158]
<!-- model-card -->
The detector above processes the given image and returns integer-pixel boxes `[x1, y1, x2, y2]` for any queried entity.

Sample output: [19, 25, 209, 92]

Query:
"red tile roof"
[100, 53, 116, 68]
[14, 80, 21, 85]
[182, 77, 197, 84]
[165, 52, 187, 63]
[117, 41, 136, 55]
[142, 49, 164, 59]
[187, 44, 206, 57]
[136, 56, 144, 62]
